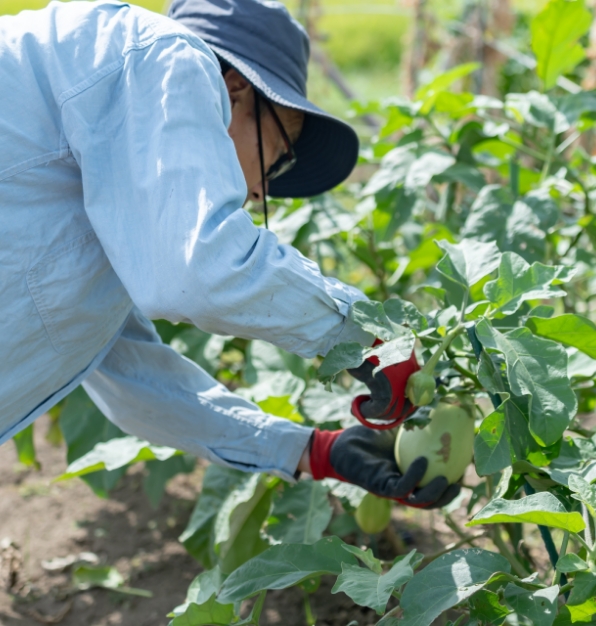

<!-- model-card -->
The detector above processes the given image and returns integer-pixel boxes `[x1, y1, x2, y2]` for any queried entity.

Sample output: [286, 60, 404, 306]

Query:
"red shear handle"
[351, 395, 405, 430]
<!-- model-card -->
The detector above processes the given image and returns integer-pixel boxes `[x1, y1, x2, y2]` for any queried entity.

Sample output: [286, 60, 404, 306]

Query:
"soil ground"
[0, 415, 551, 626]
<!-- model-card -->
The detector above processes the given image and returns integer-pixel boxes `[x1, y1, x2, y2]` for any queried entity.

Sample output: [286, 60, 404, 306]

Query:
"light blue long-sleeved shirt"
[0, 0, 370, 480]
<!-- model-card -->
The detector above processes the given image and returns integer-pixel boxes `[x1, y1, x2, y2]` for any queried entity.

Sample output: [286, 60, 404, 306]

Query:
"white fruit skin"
[395, 403, 475, 487]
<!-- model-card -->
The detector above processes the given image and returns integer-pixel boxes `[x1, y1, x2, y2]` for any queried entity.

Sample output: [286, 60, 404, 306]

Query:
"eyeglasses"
[261, 98, 298, 181]
[254, 91, 298, 229]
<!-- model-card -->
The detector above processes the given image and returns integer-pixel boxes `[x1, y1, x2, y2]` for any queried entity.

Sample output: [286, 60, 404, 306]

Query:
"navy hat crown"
[168, 0, 359, 199]
[169, 0, 309, 94]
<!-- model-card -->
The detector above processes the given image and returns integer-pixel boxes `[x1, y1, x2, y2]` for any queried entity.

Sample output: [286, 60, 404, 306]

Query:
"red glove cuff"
[309, 429, 344, 481]
[351, 346, 420, 430]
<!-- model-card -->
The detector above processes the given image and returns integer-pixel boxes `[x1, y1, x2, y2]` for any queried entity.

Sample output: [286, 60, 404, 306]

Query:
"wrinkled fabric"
[0, 0, 370, 479]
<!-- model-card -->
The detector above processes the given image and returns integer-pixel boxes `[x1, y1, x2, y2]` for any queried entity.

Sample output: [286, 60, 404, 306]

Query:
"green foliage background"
[7, 0, 596, 624]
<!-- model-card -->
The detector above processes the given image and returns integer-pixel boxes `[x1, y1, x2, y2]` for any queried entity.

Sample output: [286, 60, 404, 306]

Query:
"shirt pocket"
[27, 230, 132, 356]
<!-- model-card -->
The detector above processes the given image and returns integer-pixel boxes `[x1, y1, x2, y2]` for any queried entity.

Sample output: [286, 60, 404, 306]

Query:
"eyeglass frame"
[259, 97, 298, 181]
[254, 90, 298, 228]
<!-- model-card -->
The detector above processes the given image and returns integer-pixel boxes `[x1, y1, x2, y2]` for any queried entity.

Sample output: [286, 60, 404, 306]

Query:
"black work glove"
[310, 426, 461, 509]
[348, 346, 419, 428]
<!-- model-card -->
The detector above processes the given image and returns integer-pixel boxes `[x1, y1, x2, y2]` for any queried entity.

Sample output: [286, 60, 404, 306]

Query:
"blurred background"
[0, 0, 551, 136]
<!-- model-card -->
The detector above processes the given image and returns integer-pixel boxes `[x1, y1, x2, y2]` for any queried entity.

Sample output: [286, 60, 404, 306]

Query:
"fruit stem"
[303, 590, 316, 626]
[422, 324, 464, 375]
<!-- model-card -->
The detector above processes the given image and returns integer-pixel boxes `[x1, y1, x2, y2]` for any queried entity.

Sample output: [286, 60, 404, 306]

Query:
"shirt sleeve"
[83, 307, 314, 482]
[61, 33, 371, 359]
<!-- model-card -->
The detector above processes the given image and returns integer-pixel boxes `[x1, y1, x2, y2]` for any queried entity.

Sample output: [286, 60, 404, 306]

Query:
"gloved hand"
[348, 342, 420, 428]
[309, 426, 460, 509]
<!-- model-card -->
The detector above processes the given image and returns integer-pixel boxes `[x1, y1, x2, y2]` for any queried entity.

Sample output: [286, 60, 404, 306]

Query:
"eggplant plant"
[17, 0, 596, 624]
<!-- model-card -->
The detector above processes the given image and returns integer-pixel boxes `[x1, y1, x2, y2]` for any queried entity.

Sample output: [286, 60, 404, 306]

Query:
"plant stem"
[491, 527, 531, 578]
[452, 614, 467, 626]
[563, 230, 583, 259]
[583, 504, 593, 549]
[239, 591, 267, 625]
[559, 582, 574, 595]
[552, 532, 569, 586]
[444, 513, 473, 542]
[556, 131, 581, 155]
[303, 590, 316, 626]
[446, 351, 482, 388]
[541, 133, 557, 183]
[486, 474, 494, 498]
[423, 325, 465, 374]
[498, 135, 548, 161]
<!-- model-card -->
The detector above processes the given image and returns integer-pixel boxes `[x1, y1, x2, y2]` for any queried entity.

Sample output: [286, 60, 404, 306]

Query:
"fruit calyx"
[406, 324, 464, 407]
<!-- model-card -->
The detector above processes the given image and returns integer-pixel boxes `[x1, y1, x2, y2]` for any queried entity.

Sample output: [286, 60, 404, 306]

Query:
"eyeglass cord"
[254, 91, 269, 229]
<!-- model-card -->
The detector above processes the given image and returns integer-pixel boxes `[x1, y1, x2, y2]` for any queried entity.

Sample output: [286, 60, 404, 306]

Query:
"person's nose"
[250, 179, 269, 202]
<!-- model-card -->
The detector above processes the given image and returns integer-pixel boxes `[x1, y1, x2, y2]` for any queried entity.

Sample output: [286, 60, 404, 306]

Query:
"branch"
[422, 533, 487, 564]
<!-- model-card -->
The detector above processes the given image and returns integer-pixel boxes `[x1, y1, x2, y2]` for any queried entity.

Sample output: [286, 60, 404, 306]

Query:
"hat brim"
[210, 45, 359, 198]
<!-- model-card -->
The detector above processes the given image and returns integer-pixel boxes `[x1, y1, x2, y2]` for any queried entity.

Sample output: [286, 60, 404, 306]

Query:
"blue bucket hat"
[168, 0, 359, 198]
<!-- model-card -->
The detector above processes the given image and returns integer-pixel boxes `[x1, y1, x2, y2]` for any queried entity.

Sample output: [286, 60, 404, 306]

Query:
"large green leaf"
[217, 536, 358, 603]
[144, 455, 195, 509]
[331, 551, 415, 614]
[244, 340, 309, 385]
[405, 150, 455, 191]
[383, 298, 428, 333]
[172, 567, 223, 616]
[366, 331, 416, 373]
[300, 383, 357, 426]
[556, 554, 589, 573]
[318, 343, 367, 383]
[554, 599, 596, 625]
[57, 436, 181, 481]
[323, 479, 367, 508]
[556, 91, 596, 126]
[484, 252, 572, 316]
[237, 370, 305, 422]
[169, 596, 235, 626]
[266, 481, 332, 545]
[436, 239, 501, 307]
[301, 195, 363, 245]
[568, 474, 596, 517]
[180, 465, 247, 566]
[476, 319, 577, 446]
[415, 63, 480, 113]
[213, 474, 273, 574]
[469, 590, 510, 625]
[506, 91, 562, 131]
[433, 162, 486, 191]
[362, 145, 417, 196]
[238, 371, 305, 406]
[60, 387, 127, 498]
[504, 584, 559, 626]
[463, 187, 558, 263]
[349, 300, 404, 341]
[531, 0, 591, 90]
[474, 353, 538, 465]
[474, 401, 515, 476]
[12, 424, 40, 470]
[399, 549, 510, 626]
[468, 492, 585, 532]
[527, 314, 596, 360]
[568, 572, 596, 606]
[169, 327, 226, 376]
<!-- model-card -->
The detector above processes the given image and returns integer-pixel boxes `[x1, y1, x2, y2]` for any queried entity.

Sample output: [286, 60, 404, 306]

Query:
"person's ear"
[223, 68, 252, 109]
